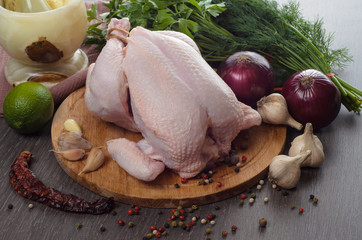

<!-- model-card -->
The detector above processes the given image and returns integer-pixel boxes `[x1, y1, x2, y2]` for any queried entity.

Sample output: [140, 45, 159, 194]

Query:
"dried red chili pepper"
[9, 151, 114, 214]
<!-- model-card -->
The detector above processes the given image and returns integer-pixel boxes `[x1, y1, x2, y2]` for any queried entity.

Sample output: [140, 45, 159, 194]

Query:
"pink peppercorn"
[299, 208, 304, 213]
[181, 178, 188, 184]
[207, 214, 214, 220]
[217, 182, 222, 187]
[117, 220, 125, 226]
[240, 194, 247, 199]
[127, 209, 134, 215]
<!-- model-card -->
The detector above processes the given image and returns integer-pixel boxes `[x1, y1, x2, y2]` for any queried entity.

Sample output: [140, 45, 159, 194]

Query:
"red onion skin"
[282, 69, 341, 130]
[217, 51, 274, 108]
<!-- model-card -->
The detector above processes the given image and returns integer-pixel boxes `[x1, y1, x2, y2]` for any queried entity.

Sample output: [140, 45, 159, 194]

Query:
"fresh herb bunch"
[85, 0, 229, 50]
[85, 0, 361, 113]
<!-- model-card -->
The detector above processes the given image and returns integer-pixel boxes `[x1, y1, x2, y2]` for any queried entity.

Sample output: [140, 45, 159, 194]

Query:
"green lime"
[3, 82, 54, 134]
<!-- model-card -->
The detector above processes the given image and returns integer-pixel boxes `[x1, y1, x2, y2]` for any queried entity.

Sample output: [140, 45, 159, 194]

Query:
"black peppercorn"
[282, 191, 289, 196]
[230, 155, 240, 165]
[259, 218, 267, 227]
[100, 226, 106, 232]
[8, 204, 13, 210]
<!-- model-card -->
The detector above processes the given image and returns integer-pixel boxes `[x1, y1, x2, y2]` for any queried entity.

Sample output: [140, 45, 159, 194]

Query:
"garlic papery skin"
[268, 150, 311, 189]
[289, 123, 325, 168]
[57, 131, 92, 152]
[257, 93, 303, 131]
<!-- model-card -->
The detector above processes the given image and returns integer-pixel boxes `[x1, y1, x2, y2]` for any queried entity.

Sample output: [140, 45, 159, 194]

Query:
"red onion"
[281, 69, 341, 130]
[217, 51, 274, 108]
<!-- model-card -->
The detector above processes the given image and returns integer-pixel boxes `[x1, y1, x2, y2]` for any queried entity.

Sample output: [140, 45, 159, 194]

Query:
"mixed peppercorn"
[6, 150, 321, 239]
[171, 148, 250, 188]
[5, 182, 321, 239]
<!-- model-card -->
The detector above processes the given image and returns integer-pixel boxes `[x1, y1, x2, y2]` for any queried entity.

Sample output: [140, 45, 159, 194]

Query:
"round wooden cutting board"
[51, 87, 286, 208]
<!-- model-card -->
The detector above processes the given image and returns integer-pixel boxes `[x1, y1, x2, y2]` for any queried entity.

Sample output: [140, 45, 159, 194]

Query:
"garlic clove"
[57, 131, 92, 152]
[307, 136, 324, 168]
[268, 150, 311, 189]
[52, 149, 85, 161]
[64, 119, 82, 133]
[289, 123, 325, 168]
[78, 147, 105, 175]
[257, 93, 303, 130]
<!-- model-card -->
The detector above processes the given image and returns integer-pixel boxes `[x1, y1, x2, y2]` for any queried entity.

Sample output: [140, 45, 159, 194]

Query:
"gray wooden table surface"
[1, 0, 361, 239]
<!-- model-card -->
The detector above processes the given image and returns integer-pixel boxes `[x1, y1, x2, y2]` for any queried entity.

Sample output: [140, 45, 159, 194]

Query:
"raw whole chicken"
[85, 18, 262, 181]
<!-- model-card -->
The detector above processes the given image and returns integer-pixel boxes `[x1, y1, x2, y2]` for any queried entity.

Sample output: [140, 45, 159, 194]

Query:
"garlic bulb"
[289, 123, 324, 167]
[257, 93, 303, 130]
[79, 148, 105, 175]
[268, 150, 311, 189]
